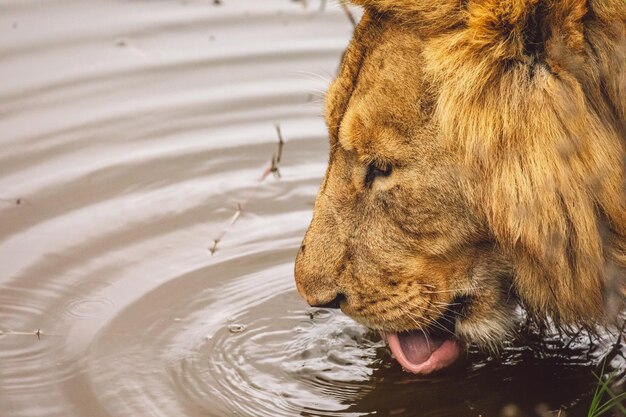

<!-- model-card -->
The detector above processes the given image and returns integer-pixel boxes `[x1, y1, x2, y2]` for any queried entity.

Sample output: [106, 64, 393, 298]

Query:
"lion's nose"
[311, 293, 346, 309]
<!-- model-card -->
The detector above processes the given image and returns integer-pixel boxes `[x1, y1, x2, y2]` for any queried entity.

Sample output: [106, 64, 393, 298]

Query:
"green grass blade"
[588, 364, 625, 417]
[589, 367, 609, 417]
[593, 394, 626, 417]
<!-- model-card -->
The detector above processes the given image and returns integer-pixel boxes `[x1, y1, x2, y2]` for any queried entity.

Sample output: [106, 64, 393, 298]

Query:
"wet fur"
[295, 0, 625, 349]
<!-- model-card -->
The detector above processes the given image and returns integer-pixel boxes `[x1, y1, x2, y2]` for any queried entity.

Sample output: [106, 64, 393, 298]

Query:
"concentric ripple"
[0, 1, 624, 417]
[80, 248, 386, 417]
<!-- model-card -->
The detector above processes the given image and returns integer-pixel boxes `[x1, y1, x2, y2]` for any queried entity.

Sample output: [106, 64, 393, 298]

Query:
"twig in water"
[0, 329, 58, 339]
[209, 124, 287, 255]
[275, 124, 284, 164]
[262, 124, 285, 180]
[209, 240, 218, 255]
[340, 1, 357, 28]
[0, 197, 21, 206]
[209, 204, 243, 256]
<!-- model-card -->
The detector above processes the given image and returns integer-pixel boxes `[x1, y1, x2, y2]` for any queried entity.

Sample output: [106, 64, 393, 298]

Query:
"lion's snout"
[294, 242, 345, 309]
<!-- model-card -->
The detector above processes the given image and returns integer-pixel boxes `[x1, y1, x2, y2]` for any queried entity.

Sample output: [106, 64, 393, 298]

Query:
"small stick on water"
[272, 154, 281, 178]
[0, 197, 21, 205]
[262, 154, 281, 180]
[209, 204, 243, 256]
[340, 1, 357, 28]
[209, 240, 219, 255]
[210, 125, 286, 255]
[262, 124, 285, 180]
[275, 124, 284, 164]
[0, 329, 43, 339]
[273, 124, 285, 177]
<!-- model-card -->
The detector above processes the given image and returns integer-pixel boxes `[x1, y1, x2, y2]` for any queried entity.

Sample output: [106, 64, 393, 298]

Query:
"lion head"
[295, 0, 626, 374]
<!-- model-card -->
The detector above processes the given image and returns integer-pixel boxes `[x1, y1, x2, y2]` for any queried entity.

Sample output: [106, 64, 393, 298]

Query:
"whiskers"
[421, 286, 480, 295]
[396, 304, 458, 339]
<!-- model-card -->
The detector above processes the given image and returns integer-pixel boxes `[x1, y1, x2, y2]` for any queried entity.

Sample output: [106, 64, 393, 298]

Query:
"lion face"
[295, 1, 625, 374]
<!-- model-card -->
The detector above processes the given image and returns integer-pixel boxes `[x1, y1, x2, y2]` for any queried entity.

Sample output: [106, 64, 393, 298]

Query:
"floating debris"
[209, 240, 218, 255]
[209, 203, 243, 255]
[339, 1, 356, 28]
[261, 124, 285, 180]
[308, 309, 332, 321]
[0, 197, 22, 206]
[228, 324, 246, 334]
[209, 123, 287, 256]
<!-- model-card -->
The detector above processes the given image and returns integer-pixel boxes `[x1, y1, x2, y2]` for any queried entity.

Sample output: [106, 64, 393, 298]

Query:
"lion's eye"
[365, 161, 392, 187]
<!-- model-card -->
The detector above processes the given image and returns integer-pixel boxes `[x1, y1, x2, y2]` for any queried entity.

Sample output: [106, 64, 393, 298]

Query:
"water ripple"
[0, 1, 623, 417]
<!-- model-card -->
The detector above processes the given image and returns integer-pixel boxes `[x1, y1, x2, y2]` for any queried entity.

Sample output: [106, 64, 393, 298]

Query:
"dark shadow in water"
[301, 325, 626, 417]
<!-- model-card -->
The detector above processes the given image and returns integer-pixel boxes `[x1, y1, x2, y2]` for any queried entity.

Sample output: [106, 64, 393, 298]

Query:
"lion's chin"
[383, 330, 462, 374]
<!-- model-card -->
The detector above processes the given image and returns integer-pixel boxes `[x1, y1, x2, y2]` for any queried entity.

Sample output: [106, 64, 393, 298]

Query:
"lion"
[294, 0, 626, 374]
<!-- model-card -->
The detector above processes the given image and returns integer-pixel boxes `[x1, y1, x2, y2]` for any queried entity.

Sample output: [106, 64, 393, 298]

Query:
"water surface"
[0, 1, 623, 416]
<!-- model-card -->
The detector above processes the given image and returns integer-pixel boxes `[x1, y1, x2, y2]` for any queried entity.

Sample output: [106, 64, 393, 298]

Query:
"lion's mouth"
[383, 329, 461, 374]
[382, 300, 466, 374]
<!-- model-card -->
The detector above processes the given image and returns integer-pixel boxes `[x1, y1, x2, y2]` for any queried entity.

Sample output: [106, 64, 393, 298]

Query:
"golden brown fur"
[295, 0, 625, 349]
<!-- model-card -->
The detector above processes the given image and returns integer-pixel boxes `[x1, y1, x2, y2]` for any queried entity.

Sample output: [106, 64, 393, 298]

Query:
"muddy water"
[0, 1, 623, 417]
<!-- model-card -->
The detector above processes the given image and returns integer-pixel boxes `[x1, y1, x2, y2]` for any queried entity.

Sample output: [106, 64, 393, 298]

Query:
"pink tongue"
[384, 330, 461, 374]
[397, 330, 445, 364]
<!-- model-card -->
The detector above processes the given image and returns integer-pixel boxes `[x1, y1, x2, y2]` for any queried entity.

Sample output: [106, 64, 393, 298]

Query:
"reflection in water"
[0, 1, 623, 417]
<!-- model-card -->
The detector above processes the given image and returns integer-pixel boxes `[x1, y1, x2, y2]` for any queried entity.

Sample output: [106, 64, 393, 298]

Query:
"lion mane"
[343, 0, 626, 326]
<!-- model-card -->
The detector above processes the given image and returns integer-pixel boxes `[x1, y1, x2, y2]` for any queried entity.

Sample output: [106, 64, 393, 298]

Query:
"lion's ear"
[423, 0, 626, 325]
